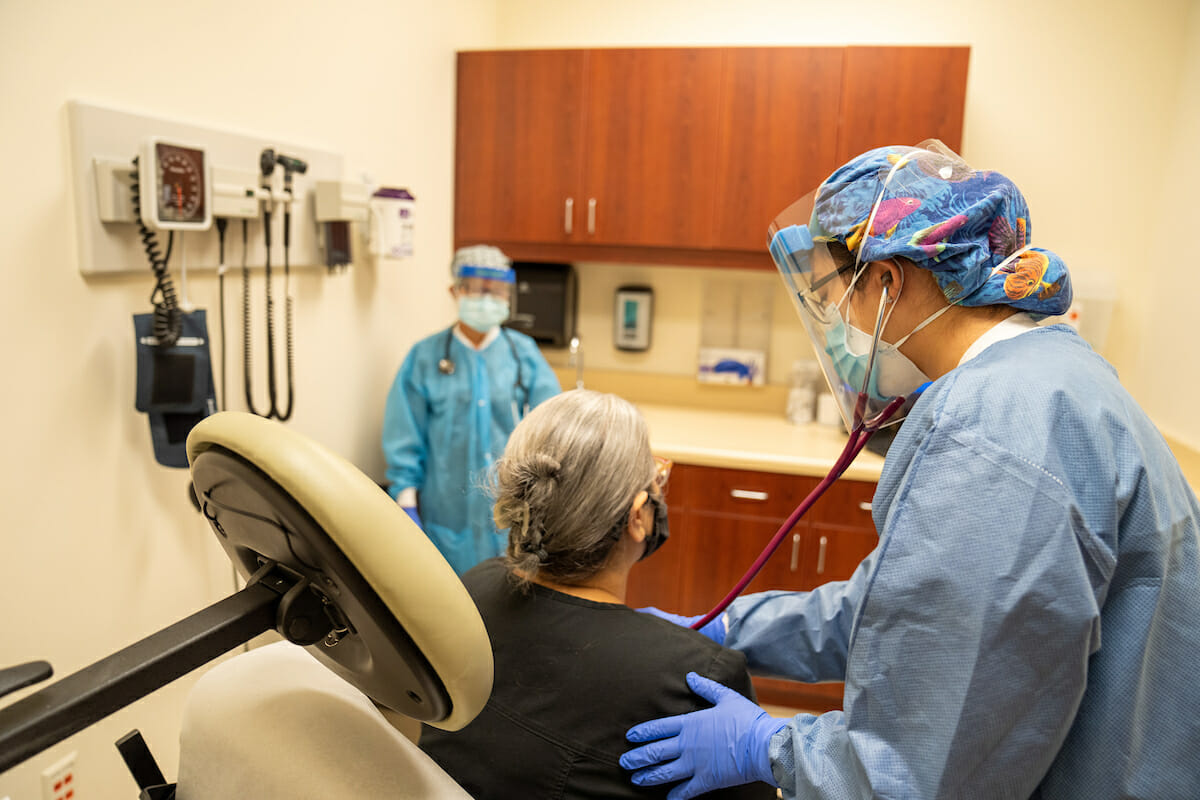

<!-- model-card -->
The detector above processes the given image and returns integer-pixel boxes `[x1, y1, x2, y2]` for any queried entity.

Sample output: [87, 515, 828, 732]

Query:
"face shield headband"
[767, 153, 954, 431]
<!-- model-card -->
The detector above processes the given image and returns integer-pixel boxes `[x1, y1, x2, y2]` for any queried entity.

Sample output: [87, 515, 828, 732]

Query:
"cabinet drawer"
[806, 478, 876, 530]
[675, 464, 818, 521]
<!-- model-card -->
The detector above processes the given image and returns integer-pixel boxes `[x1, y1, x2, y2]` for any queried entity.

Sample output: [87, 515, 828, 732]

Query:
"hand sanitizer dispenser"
[614, 285, 653, 351]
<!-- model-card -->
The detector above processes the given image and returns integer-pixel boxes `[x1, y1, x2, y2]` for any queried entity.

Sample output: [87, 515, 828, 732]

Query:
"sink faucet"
[567, 335, 584, 389]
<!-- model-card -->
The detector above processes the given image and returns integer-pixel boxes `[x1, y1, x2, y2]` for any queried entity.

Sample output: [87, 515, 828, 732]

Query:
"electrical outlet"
[40, 751, 77, 800]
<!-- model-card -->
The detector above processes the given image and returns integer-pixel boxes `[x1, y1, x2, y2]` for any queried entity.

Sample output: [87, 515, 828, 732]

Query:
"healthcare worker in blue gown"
[382, 245, 560, 574]
[620, 141, 1200, 799]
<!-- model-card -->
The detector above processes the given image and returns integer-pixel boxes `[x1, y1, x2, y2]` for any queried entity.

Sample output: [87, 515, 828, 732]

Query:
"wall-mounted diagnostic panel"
[68, 101, 345, 275]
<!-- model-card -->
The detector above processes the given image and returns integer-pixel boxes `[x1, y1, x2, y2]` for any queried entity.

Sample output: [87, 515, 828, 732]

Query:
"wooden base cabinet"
[627, 463, 879, 712]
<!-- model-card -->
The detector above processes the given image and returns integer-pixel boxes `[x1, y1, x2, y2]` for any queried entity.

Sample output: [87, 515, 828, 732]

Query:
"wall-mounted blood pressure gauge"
[139, 137, 212, 231]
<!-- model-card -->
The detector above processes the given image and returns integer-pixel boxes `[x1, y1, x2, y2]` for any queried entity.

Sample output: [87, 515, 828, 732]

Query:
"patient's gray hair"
[492, 389, 654, 586]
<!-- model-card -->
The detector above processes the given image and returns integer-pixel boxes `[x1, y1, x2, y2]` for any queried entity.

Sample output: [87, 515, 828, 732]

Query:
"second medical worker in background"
[382, 245, 560, 574]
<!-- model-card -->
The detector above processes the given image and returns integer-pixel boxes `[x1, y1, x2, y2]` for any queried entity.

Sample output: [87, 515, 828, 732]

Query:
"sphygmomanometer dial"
[156, 143, 205, 224]
[140, 138, 212, 231]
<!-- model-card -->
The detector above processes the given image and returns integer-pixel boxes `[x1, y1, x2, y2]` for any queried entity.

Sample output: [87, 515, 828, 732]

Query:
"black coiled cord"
[241, 219, 263, 416]
[278, 207, 295, 421]
[130, 156, 180, 347]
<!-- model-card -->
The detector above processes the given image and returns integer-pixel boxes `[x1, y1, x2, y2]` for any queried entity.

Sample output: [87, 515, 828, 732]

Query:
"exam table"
[0, 411, 492, 798]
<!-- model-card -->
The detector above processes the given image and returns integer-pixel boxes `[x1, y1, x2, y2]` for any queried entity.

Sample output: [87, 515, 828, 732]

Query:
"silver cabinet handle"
[587, 197, 596, 235]
[730, 489, 768, 501]
[789, 532, 801, 572]
[816, 535, 828, 575]
[858, 501, 872, 512]
[564, 197, 574, 235]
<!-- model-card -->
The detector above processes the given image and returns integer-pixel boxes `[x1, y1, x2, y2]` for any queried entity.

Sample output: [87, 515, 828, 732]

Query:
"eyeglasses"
[653, 456, 673, 492]
[455, 278, 512, 299]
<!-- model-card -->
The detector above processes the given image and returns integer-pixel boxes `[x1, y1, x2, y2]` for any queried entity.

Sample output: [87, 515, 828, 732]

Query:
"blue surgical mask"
[458, 295, 510, 333]
[822, 312, 931, 403]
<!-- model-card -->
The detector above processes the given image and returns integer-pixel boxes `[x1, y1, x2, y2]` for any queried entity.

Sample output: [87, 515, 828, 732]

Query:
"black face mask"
[640, 493, 670, 560]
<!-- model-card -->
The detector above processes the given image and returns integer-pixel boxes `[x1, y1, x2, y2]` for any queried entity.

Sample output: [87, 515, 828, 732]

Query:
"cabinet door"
[455, 50, 587, 244]
[677, 514, 809, 614]
[712, 47, 844, 251]
[802, 524, 878, 586]
[835, 46, 970, 164]
[580, 49, 725, 248]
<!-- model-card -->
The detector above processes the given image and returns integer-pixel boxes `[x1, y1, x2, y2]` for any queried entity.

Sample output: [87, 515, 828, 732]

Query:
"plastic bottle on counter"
[785, 360, 820, 425]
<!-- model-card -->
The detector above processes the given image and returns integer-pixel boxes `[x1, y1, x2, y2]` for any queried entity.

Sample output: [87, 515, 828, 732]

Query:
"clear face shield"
[454, 274, 515, 305]
[768, 188, 919, 431]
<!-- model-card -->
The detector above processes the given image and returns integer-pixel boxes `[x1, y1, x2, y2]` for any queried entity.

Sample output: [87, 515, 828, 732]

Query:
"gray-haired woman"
[418, 389, 774, 800]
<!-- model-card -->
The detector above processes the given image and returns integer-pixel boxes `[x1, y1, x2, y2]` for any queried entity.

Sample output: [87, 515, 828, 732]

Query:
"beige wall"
[1, 1, 1196, 797]
[504, 0, 1200, 451]
[0, 1, 496, 797]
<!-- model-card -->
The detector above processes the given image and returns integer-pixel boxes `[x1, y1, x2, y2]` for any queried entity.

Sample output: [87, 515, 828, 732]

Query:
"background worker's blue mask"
[458, 295, 510, 334]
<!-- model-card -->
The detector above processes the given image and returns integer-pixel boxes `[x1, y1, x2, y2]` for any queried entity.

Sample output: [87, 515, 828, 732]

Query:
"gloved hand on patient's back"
[621, 671, 786, 799]
[636, 607, 726, 646]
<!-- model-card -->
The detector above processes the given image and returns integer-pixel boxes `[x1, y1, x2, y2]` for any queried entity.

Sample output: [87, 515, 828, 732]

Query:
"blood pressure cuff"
[134, 310, 217, 468]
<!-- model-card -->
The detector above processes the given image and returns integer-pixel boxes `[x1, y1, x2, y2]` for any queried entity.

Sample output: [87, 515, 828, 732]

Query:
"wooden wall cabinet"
[455, 46, 969, 269]
[626, 463, 879, 711]
[456, 49, 725, 250]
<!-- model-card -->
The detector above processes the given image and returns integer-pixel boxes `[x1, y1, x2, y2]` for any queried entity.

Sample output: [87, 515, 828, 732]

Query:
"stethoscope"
[438, 326, 530, 425]
[689, 281, 912, 632]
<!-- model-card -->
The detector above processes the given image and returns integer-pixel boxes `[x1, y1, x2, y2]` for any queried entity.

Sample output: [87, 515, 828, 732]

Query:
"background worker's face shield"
[454, 275, 514, 304]
[768, 190, 920, 430]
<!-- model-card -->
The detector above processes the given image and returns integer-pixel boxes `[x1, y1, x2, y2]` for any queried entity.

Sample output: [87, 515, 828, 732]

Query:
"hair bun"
[528, 453, 561, 481]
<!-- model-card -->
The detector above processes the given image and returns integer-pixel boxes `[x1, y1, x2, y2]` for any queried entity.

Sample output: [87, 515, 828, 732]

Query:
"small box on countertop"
[697, 347, 766, 387]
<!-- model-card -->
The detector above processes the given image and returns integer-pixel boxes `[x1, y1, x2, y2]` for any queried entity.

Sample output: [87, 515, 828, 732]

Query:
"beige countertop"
[637, 404, 886, 482]
[637, 403, 1200, 494]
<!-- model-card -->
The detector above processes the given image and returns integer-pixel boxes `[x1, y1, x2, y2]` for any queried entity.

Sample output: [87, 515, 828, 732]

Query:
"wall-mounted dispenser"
[368, 187, 415, 259]
[506, 262, 576, 347]
[314, 180, 370, 269]
[614, 285, 653, 352]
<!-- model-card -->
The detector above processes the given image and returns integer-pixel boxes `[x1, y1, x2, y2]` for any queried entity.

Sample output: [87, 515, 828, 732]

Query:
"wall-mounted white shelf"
[68, 101, 345, 276]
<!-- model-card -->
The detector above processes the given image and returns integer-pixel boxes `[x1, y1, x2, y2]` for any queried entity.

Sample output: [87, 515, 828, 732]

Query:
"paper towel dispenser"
[505, 262, 577, 348]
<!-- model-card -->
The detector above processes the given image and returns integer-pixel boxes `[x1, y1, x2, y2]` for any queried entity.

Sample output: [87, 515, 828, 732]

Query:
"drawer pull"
[587, 197, 597, 234]
[564, 197, 574, 234]
[730, 489, 768, 501]
[789, 532, 801, 572]
[816, 535, 828, 575]
[858, 501, 872, 512]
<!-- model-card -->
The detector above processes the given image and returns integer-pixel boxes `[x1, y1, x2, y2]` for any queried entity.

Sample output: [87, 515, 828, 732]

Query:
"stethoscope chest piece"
[437, 357, 455, 375]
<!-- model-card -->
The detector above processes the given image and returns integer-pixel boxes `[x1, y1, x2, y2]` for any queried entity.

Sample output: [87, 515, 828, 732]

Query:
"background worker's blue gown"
[382, 326, 560, 574]
[723, 325, 1200, 799]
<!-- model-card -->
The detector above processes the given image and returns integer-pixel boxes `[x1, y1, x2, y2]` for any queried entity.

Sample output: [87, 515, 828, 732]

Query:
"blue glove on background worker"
[621, 672, 787, 799]
[401, 506, 422, 528]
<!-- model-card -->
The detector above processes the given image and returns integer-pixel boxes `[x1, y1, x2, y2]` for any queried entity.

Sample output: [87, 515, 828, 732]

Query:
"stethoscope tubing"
[690, 392, 907, 631]
[439, 326, 530, 423]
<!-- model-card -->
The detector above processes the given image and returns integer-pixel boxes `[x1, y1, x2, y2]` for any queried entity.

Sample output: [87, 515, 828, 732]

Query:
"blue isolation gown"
[382, 326, 560, 574]
[724, 325, 1200, 799]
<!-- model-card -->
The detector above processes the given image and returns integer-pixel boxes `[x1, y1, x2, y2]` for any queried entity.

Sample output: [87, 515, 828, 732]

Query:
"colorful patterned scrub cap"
[812, 140, 1071, 317]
